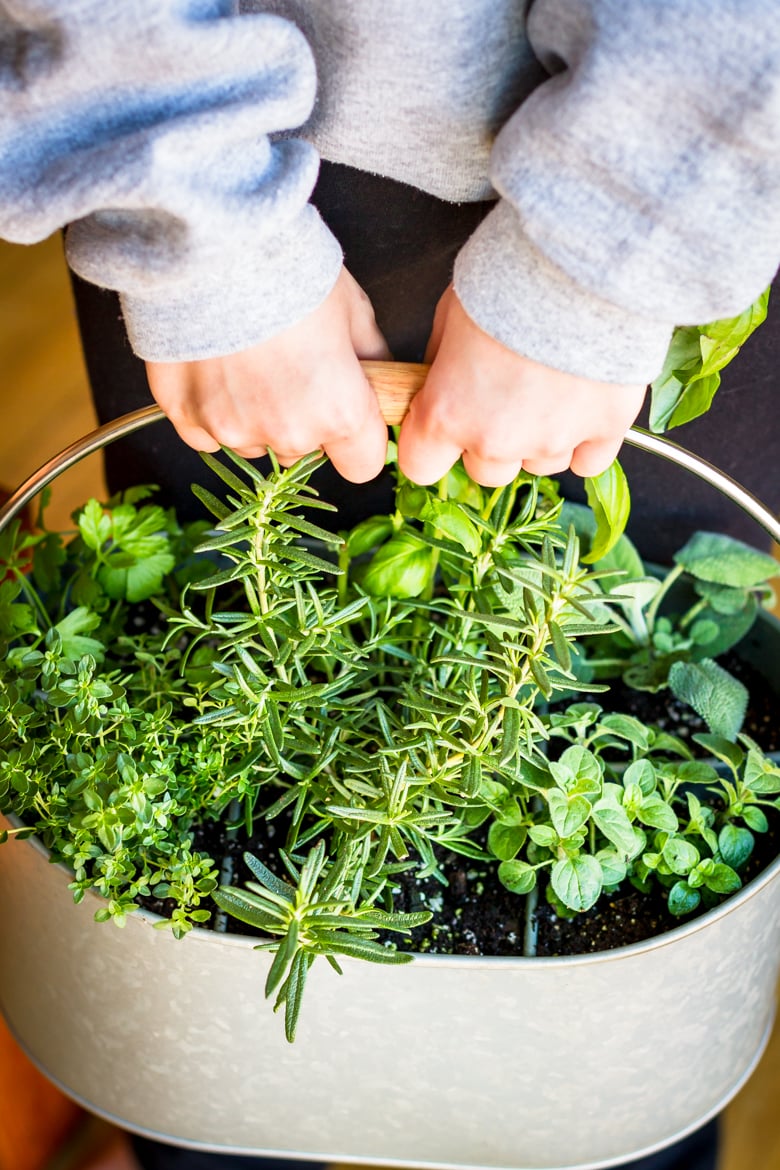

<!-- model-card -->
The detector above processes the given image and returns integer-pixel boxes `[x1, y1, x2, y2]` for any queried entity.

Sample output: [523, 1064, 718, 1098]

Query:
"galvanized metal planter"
[0, 406, 779, 1169]
[1, 813, 779, 1169]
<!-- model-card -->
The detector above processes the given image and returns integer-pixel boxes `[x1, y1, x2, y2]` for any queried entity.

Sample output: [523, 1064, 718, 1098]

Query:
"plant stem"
[523, 882, 539, 957]
[646, 563, 685, 630]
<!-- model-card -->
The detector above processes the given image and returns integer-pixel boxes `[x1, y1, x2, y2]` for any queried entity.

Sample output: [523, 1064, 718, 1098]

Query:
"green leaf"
[281, 947, 310, 1043]
[665, 372, 721, 431]
[743, 751, 780, 794]
[547, 790, 591, 838]
[243, 852, 296, 902]
[549, 620, 572, 672]
[77, 499, 111, 550]
[497, 859, 537, 895]
[445, 461, 484, 509]
[51, 607, 104, 661]
[693, 580, 757, 616]
[527, 824, 557, 848]
[211, 889, 282, 933]
[346, 516, 394, 558]
[637, 797, 678, 833]
[649, 289, 769, 433]
[673, 532, 778, 588]
[718, 825, 754, 869]
[488, 821, 527, 861]
[592, 800, 639, 855]
[582, 460, 631, 563]
[661, 837, 700, 875]
[669, 659, 748, 742]
[361, 532, 434, 598]
[558, 745, 603, 793]
[688, 599, 758, 661]
[31, 532, 67, 593]
[596, 849, 627, 886]
[692, 733, 744, 771]
[648, 327, 703, 433]
[704, 863, 742, 895]
[426, 499, 481, 556]
[550, 855, 603, 912]
[125, 551, 176, 602]
[622, 759, 657, 797]
[742, 806, 768, 833]
[667, 880, 701, 916]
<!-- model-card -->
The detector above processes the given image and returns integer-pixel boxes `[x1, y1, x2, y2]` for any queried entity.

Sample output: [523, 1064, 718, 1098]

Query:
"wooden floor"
[1, 235, 779, 1170]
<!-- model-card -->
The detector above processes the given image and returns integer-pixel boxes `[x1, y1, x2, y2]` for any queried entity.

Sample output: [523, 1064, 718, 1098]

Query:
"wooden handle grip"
[360, 360, 428, 424]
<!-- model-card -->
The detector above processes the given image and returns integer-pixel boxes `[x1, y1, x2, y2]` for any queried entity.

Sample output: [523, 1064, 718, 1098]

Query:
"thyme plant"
[1, 447, 778, 1040]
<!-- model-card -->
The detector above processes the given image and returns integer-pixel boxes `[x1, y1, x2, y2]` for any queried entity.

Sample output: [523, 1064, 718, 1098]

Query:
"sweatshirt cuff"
[116, 206, 343, 363]
[454, 201, 674, 385]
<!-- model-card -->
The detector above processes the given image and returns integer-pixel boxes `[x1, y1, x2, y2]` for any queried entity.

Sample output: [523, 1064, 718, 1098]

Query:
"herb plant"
[1, 447, 778, 1040]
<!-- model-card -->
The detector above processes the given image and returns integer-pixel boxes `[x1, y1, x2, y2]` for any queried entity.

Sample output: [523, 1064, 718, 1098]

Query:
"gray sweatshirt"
[1, 0, 779, 385]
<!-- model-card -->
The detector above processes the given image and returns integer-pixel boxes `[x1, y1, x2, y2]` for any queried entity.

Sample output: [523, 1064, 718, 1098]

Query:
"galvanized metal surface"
[1, 815, 779, 1170]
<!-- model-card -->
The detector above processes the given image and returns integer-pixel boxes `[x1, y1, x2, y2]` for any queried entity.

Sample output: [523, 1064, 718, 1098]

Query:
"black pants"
[131, 1121, 719, 1170]
[69, 162, 774, 1170]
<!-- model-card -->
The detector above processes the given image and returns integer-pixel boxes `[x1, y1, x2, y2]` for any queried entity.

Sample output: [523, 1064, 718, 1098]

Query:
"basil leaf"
[582, 460, 630, 563]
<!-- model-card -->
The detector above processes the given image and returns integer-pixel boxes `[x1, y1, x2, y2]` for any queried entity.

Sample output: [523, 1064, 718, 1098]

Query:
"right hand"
[145, 267, 391, 483]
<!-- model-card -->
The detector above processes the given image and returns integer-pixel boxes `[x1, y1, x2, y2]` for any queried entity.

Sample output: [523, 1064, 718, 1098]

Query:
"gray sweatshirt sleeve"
[0, 0, 342, 362]
[454, 0, 780, 385]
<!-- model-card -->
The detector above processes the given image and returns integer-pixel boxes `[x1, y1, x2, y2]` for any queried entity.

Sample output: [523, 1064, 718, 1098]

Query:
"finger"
[461, 451, 524, 488]
[271, 447, 318, 467]
[569, 437, 625, 478]
[165, 418, 221, 454]
[423, 286, 453, 364]
[229, 443, 270, 461]
[324, 386, 390, 484]
[345, 275, 393, 361]
[519, 451, 574, 478]
[353, 323, 392, 362]
[397, 410, 462, 485]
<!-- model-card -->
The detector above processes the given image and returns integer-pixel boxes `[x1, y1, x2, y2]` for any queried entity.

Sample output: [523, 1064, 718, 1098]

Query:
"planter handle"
[1, 360, 778, 545]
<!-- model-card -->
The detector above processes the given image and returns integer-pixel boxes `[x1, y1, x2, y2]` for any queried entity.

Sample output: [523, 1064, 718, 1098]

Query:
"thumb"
[341, 269, 392, 360]
[424, 284, 455, 364]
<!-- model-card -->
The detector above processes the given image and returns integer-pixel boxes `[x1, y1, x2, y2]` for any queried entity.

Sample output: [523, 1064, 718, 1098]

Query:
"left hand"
[398, 286, 647, 487]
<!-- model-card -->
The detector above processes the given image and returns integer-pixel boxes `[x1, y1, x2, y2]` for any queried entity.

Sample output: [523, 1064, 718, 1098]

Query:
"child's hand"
[145, 268, 390, 484]
[398, 286, 647, 487]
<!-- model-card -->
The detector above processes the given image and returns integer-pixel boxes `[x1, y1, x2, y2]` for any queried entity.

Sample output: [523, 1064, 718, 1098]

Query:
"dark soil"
[594, 651, 780, 753]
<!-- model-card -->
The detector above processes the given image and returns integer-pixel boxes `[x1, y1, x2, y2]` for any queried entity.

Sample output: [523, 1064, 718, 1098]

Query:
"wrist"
[454, 201, 674, 385]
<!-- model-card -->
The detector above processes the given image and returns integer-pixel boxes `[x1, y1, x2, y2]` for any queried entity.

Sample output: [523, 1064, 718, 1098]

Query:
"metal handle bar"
[0, 403, 778, 546]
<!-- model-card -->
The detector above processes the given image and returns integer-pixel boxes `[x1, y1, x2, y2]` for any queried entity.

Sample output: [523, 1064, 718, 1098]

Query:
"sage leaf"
[673, 531, 778, 588]
[669, 659, 748, 742]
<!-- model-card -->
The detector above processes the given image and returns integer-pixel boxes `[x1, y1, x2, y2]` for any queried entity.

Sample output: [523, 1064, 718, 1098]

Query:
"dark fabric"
[129, 1120, 719, 1170]
[629, 1119, 719, 1170]
[129, 1138, 314, 1170]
